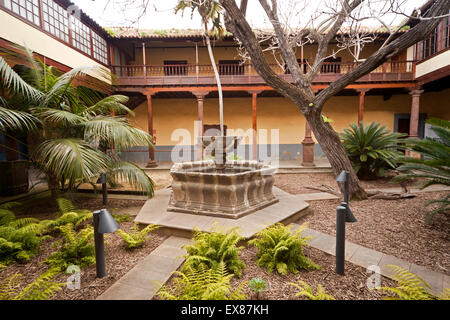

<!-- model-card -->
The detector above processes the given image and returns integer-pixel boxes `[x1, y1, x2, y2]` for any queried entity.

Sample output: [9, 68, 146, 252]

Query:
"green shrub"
[249, 278, 269, 299]
[117, 223, 160, 249]
[340, 122, 406, 179]
[0, 202, 45, 264]
[112, 213, 132, 223]
[182, 226, 245, 277]
[44, 223, 95, 271]
[289, 280, 335, 300]
[249, 223, 319, 275]
[394, 118, 450, 223]
[376, 265, 449, 300]
[157, 262, 247, 300]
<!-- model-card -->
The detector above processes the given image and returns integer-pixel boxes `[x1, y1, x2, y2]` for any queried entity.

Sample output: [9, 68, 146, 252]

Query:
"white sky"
[71, 0, 427, 30]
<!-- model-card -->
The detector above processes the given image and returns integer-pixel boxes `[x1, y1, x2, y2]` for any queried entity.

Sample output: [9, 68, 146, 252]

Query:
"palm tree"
[176, 0, 226, 136]
[0, 47, 155, 198]
[394, 118, 450, 223]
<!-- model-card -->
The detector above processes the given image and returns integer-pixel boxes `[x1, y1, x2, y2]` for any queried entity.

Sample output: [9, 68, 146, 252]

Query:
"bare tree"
[101, 0, 450, 198]
[217, 0, 450, 198]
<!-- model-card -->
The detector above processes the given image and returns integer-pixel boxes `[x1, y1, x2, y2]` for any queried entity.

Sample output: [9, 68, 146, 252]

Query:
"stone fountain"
[167, 136, 279, 219]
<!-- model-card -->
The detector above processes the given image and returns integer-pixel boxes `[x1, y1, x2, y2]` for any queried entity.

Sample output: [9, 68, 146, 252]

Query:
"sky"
[71, 0, 427, 30]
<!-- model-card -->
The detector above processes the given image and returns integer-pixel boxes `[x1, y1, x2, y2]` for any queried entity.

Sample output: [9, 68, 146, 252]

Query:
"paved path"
[291, 224, 449, 297]
[97, 236, 191, 300]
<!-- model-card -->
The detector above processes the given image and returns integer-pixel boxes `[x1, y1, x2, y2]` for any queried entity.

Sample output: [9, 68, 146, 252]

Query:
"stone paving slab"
[97, 236, 191, 300]
[289, 223, 448, 297]
[135, 187, 309, 239]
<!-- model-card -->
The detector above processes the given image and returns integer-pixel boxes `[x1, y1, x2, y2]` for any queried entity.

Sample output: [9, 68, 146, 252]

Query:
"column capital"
[409, 88, 424, 96]
[247, 90, 263, 95]
[355, 88, 370, 94]
[192, 91, 209, 99]
[142, 89, 156, 97]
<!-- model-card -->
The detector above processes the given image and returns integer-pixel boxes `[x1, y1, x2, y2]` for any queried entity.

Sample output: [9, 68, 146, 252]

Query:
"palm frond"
[83, 95, 133, 116]
[0, 106, 40, 132]
[108, 160, 154, 197]
[33, 138, 109, 187]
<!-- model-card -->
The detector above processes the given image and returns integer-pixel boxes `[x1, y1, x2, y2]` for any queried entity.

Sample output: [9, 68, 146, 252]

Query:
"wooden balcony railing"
[111, 61, 416, 86]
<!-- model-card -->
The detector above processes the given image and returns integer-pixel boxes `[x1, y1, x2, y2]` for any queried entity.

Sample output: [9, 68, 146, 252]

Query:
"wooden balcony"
[111, 61, 416, 87]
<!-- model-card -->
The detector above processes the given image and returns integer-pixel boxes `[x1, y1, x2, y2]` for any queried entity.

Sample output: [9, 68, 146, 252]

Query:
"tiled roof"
[106, 26, 406, 40]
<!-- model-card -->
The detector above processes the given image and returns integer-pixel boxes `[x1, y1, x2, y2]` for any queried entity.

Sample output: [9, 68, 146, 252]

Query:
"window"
[219, 60, 244, 75]
[92, 31, 108, 64]
[41, 0, 69, 42]
[445, 15, 450, 49]
[164, 60, 187, 76]
[422, 28, 438, 59]
[320, 57, 342, 73]
[70, 16, 91, 55]
[3, 0, 40, 26]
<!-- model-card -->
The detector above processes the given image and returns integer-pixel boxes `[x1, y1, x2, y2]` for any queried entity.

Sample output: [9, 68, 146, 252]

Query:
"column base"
[146, 160, 158, 168]
[301, 141, 315, 167]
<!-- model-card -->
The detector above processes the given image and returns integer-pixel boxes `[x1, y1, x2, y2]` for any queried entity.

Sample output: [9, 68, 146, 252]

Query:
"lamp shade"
[336, 170, 349, 182]
[94, 209, 119, 234]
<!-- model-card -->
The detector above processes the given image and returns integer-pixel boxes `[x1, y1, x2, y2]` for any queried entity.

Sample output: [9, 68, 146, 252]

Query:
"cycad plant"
[340, 122, 406, 180]
[0, 47, 154, 197]
[394, 118, 450, 223]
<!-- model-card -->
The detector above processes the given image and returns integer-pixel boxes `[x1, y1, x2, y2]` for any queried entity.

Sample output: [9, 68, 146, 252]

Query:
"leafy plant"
[0, 47, 155, 197]
[375, 265, 449, 300]
[249, 223, 319, 275]
[0, 267, 64, 300]
[157, 262, 247, 300]
[182, 226, 245, 277]
[340, 122, 406, 179]
[112, 213, 131, 223]
[394, 118, 450, 223]
[0, 202, 45, 264]
[117, 223, 160, 249]
[44, 223, 95, 271]
[289, 280, 335, 300]
[249, 278, 269, 299]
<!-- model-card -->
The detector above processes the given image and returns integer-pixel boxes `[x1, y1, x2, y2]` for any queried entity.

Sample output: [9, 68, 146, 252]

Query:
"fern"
[0, 267, 64, 300]
[44, 223, 95, 271]
[56, 197, 77, 214]
[157, 262, 247, 300]
[249, 223, 320, 275]
[112, 213, 131, 223]
[182, 226, 245, 277]
[289, 280, 335, 300]
[376, 265, 449, 300]
[117, 223, 160, 249]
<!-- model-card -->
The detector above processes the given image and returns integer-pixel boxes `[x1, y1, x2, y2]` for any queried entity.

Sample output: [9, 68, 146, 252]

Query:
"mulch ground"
[275, 173, 450, 275]
[0, 196, 168, 300]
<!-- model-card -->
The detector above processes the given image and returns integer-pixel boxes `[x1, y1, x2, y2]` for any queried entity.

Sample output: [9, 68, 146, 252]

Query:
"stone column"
[301, 120, 315, 167]
[193, 91, 209, 161]
[145, 92, 158, 168]
[248, 90, 262, 161]
[408, 88, 424, 158]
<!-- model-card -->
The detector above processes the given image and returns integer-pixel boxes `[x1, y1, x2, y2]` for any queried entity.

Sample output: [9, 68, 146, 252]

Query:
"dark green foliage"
[44, 223, 95, 271]
[182, 226, 245, 277]
[0, 266, 64, 300]
[112, 213, 132, 223]
[157, 262, 247, 300]
[375, 265, 449, 300]
[289, 280, 335, 300]
[394, 118, 450, 223]
[117, 223, 160, 249]
[249, 223, 320, 275]
[340, 122, 406, 179]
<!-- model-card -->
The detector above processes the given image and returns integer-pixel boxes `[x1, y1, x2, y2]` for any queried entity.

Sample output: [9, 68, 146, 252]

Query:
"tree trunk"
[305, 109, 367, 199]
[46, 172, 60, 198]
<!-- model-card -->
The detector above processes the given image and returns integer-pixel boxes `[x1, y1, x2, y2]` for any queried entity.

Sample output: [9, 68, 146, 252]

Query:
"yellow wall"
[127, 88, 450, 146]
[0, 9, 108, 81]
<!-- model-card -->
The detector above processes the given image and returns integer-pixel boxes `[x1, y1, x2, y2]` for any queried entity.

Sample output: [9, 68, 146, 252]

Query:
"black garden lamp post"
[93, 209, 119, 278]
[335, 171, 357, 275]
[96, 173, 108, 205]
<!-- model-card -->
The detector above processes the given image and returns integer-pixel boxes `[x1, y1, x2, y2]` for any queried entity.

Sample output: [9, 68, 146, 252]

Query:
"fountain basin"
[168, 160, 278, 219]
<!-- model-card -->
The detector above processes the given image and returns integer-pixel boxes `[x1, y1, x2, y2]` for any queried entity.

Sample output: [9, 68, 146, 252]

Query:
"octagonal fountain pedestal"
[168, 159, 279, 219]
